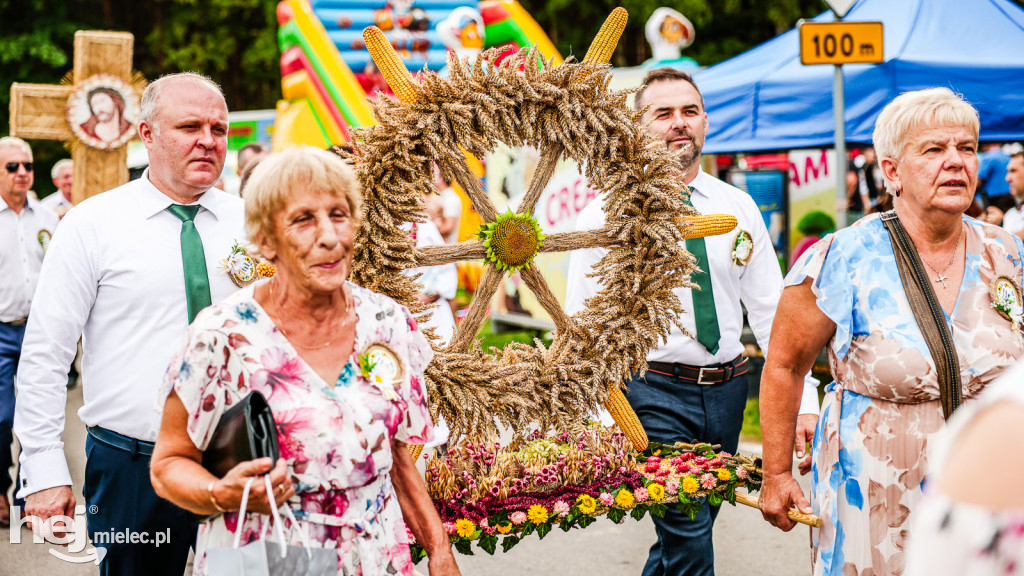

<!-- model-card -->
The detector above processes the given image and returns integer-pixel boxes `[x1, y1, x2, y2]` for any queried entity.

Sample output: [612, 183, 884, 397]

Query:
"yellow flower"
[527, 504, 549, 524]
[496, 523, 513, 534]
[576, 494, 597, 515]
[454, 519, 476, 538]
[615, 489, 635, 509]
[717, 469, 732, 482]
[682, 476, 700, 494]
[647, 483, 665, 502]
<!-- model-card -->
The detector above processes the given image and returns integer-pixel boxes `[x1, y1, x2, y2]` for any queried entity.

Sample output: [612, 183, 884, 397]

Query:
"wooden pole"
[733, 491, 823, 527]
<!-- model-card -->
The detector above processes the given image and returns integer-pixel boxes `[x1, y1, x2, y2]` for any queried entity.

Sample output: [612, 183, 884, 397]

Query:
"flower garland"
[411, 428, 762, 560]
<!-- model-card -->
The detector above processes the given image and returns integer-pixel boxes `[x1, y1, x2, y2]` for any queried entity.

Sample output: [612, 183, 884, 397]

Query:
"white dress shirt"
[39, 192, 73, 219]
[0, 197, 59, 322]
[1003, 205, 1024, 236]
[403, 220, 458, 345]
[15, 172, 246, 497]
[565, 169, 818, 414]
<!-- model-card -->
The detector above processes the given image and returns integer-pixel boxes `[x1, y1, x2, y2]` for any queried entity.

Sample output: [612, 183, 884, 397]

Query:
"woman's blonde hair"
[244, 146, 362, 255]
[873, 87, 979, 164]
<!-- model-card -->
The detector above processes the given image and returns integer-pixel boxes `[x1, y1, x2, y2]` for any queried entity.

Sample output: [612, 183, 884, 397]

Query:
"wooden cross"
[9, 31, 139, 204]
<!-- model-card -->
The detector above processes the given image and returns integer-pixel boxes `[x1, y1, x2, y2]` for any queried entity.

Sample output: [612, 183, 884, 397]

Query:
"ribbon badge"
[358, 342, 404, 402]
[990, 275, 1023, 334]
[732, 229, 753, 266]
[220, 241, 275, 287]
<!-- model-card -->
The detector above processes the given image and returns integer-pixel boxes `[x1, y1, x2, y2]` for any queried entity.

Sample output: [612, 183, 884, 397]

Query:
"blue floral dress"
[158, 281, 434, 576]
[786, 214, 1024, 576]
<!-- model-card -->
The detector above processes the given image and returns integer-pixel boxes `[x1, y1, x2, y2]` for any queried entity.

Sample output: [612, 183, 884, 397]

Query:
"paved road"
[1, 385, 812, 576]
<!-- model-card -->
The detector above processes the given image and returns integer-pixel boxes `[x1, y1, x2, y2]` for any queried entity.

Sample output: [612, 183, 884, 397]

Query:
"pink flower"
[644, 462, 661, 473]
[553, 501, 570, 515]
[718, 452, 732, 458]
[634, 487, 649, 503]
[694, 456, 708, 465]
[669, 456, 685, 467]
[656, 468, 671, 477]
[599, 492, 614, 506]
[680, 452, 695, 462]
[443, 522, 457, 535]
[736, 467, 748, 479]
[708, 458, 722, 468]
[510, 511, 528, 525]
[700, 473, 717, 490]
[665, 479, 680, 495]
[676, 464, 690, 474]
[479, 518, 489, 529]
[646, 456, 661, 464]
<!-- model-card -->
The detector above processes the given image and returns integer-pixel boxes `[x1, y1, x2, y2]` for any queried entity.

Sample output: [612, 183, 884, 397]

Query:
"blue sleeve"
[784, 233, 855, 359]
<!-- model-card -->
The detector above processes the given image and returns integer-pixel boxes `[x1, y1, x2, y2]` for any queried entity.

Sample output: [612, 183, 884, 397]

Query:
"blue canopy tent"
[694, 0, 1024, 153]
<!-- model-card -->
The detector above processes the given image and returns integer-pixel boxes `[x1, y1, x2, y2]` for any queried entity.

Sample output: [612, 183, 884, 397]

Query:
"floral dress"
[905, 363, 1024, 576]
[158, 281, 434, 576]
[786, 214, 1024, 576]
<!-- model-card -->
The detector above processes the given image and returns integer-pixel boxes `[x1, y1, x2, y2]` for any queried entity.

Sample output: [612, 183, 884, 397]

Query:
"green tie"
[682, 187, 721, 354]
[167, 204, 212, 323]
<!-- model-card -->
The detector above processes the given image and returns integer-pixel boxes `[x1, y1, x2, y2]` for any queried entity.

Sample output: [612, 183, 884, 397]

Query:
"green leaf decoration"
[454, 539, 475, 556]
[410, 544, 427, 564]
[577, 515, 596, 529]
[501, 535, 522, 553]
[479, 534, 498, 555]
[521, 522, 536, 537]
[708, 491, 724, 507]
[650, 503, 668, 519]
[630, 507, 647, 522]
[536, 522, 552, 539]
[607, 508, 625, 524]
[559, 517, 574, 532]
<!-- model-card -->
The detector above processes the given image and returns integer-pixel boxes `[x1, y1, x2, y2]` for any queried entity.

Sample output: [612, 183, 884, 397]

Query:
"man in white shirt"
[1002, 151, 1024, 238]
[565, 68, 818, 576]
[0, 137, 59, 527]
[40, 159, 74, 219]
[432, 165, 463, 243]
[14, 73, 245, 576]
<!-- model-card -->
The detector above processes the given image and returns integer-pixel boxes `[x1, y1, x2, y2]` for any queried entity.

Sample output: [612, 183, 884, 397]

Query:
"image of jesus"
[79, 87, 132, 143]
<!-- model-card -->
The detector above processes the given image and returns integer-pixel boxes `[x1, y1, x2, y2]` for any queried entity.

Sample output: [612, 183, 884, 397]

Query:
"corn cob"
[605, 385, 648, 451]
[583, 7, 628, 64]
[363, 26, 420, 104]
[677, 214, 737, 240]
[408, 443, 424, 461]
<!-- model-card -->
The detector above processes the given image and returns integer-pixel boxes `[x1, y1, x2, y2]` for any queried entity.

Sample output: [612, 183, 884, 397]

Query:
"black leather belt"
[87, 426, 156, 457]
[647, 356, 750, 385]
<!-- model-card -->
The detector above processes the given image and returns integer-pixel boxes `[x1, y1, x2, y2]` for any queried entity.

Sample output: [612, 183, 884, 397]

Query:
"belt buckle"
[697, 367, 711, 385]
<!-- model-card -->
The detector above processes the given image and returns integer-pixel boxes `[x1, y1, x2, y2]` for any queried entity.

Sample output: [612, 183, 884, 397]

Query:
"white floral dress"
[905, 362, 1024, 576]
[158, 281, 434, 576]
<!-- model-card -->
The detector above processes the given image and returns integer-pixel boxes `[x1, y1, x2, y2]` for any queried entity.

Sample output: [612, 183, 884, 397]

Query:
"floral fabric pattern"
[158, 281, 434, 576]
[905, 366, 1024, 576]
[786, 214, 1024, 576]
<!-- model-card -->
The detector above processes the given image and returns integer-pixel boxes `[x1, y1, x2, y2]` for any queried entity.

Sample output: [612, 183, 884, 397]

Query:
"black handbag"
[202, 390, 280, 478]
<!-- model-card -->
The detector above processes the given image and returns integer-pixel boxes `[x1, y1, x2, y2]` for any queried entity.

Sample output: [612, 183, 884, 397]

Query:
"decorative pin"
[732, 230, 753, 266]
[37, 229, 52, 252]
[358, 342, 404, 401]
[990, 275, 1023, 334]
[220, 240, 275, 287]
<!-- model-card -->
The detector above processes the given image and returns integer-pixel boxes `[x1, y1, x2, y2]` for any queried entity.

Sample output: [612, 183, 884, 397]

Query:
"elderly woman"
[758, 88, 1024, 576]
[150, 146, 461, 576]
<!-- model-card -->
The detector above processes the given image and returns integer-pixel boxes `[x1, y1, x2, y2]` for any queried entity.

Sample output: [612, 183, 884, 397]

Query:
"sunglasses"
[4, 162, 33, 173]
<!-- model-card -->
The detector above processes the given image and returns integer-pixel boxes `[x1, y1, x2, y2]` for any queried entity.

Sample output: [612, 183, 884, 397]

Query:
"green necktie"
[682, 187, 721, 354]
[167, 204, 212, 323]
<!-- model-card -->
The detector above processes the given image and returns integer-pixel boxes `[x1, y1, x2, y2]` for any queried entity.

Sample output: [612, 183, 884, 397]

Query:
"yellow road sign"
[799, 21, 884, 65]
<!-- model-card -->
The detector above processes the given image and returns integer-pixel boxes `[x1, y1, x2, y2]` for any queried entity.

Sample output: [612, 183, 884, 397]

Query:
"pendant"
[934, 274, 948, 289]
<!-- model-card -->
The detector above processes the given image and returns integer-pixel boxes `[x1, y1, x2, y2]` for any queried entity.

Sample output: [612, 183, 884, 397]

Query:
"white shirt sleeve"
[735, 198, 820, 415]
[14, 212, 98, 497]
[564, 201, 607, 316]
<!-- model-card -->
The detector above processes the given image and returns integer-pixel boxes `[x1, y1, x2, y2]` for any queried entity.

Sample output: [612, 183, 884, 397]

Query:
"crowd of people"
[1, 66, 1023, 576]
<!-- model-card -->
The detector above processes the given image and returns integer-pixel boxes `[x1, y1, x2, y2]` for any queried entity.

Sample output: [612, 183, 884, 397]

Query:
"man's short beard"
[676, 141, 701, 171]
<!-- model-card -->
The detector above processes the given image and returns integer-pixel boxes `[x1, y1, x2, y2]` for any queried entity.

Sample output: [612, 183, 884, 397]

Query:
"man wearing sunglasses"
[0, 137, 58, 527]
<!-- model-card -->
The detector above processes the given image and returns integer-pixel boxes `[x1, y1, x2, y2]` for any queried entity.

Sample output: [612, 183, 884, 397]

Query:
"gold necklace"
[920, 225, 964, 290]
[267, 280, 354, 350]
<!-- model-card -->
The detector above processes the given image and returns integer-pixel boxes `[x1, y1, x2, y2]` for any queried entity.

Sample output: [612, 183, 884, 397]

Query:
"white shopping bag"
[205, 475, 336, 576]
